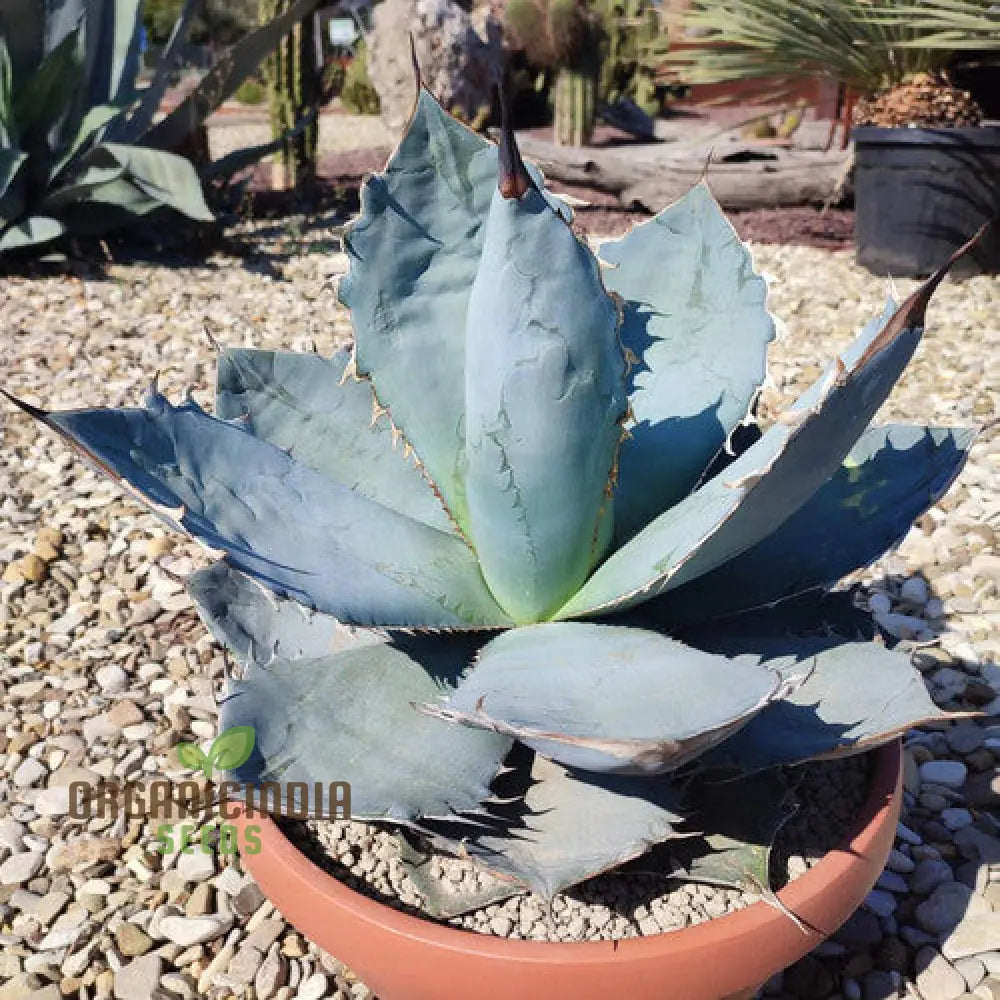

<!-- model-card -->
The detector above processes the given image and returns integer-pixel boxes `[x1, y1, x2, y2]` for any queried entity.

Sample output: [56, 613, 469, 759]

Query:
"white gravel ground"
[1, 219, 998, 1000]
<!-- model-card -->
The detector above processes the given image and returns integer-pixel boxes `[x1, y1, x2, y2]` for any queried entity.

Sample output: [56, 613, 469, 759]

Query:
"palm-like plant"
[667, 0, 1000, 97]
[5, 88, 982, 902]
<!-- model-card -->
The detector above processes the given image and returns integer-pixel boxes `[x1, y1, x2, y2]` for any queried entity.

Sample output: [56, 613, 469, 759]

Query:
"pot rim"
[850, 124, 1000, 146]
[231, 740, 902, 960]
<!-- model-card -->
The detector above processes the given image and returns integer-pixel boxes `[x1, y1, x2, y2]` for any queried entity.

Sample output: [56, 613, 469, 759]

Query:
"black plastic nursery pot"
[852, 126, 1000, 278]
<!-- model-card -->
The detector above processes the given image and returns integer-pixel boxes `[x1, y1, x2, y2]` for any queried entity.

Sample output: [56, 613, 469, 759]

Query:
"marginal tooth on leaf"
[194, 538, 227, 560]
[723, 470, 765, 491]
[340, 352, 359, 385]
[773, 662, 815, 701]
[370, 395, 389, 428]
[496, 67, 532, 200]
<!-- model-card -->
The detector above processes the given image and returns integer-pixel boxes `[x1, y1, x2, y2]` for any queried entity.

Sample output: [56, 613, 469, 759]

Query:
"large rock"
[367, 0, 500, 131]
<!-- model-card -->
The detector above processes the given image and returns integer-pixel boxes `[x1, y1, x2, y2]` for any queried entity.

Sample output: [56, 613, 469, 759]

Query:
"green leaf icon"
[176, 742, 209, 774]
[206, 726, 256, 778]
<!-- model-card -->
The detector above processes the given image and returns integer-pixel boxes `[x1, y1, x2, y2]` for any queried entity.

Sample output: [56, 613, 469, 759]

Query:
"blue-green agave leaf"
[48, 102, 129, 182]
[219, 636, 512, 822]
[97, 143, 213, 221]
[697, 636, 949, 772]
[339, 88, 496, 532]
[0, 215, 64, 251]
[339, 89, 571, 537]
[464, 188, 626, 622]
[49, 179, 164, 236]
[426, 623, 781, 774]
[86, 0, 142, 107]
[558, 247, 964, 620]
[0, 149, 27, 215]
[418, 748, 686, 899]
[189, 561, 385, 664]
[42, 142, 211, 224]
[654, 423, 973, 626]
[39, 161, 126, 211]
[396, 838, 523, 918]
[215, 348, 454, 533]
[3, 390, 511, 628]
[599, 182, 775, 542]
[11, 20, 84, 142]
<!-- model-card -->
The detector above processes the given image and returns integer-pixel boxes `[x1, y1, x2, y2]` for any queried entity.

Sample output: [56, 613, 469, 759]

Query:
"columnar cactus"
[505, 0, 605, 146]
[260, 0, 321, 189]
[552, 67, 598, 147]
[6, 85, 983, 901]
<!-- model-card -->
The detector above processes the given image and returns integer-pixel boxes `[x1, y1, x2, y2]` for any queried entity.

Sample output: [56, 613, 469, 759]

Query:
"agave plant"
[5, 86, 980, 902]
[0, 0, 318, 257]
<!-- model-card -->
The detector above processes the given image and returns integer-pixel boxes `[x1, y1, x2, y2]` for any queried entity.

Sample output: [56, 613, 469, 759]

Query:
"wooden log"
[515, 134, 853, 211]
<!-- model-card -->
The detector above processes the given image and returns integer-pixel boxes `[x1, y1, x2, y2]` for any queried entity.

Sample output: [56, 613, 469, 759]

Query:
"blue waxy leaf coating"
[216, 348, 454, 533]
[429, 622, 779, 774]
[39, 393, 511, 628]
[465, 187, 626, 622]
[599, 182, 775, 543]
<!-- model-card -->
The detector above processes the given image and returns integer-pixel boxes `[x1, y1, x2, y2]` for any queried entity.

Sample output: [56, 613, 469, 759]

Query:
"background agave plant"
[5, 87, 981, 902]
[0, 0, 318, 257]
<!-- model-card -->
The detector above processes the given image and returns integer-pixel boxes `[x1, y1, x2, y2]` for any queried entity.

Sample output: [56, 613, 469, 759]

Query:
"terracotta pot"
[232, 741, 902, 1000]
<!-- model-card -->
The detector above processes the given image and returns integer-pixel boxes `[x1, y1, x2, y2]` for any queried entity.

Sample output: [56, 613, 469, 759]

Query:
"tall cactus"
[260, 0, 321, 189]
[553, 69, 597, 147]
[505, 0, 604, 146]
[596, 0, 667, 116]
